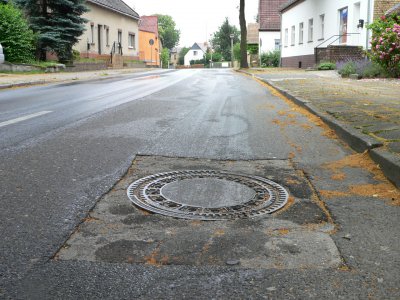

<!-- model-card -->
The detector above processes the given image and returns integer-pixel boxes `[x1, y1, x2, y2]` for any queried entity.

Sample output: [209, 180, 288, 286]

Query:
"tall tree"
[239, 0, 249, 68]
[17, 0, 88, 62]
[178, 47, 189, 65]
[211, 18, 240, 61]
[156, 14, 180, 50]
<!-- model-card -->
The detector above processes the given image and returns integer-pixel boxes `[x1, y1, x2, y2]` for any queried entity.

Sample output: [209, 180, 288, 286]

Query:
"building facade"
[184, 43, 207, 66]
[73, 0, 140, 60]
[258, 0, 288, 54]
[280, 0, 400, 68]
[139, 16, 160, 67]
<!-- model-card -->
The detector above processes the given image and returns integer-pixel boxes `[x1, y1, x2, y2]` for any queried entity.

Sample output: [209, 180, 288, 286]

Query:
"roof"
[386, 3, 400, 15]
[247, 23, 259, 44]
[280, 0, 305, 13]
[139, 16, 158, 34]
[259, 0, 288, 31]
[87, 0, 139, 20]
[191, 42, 207, 52]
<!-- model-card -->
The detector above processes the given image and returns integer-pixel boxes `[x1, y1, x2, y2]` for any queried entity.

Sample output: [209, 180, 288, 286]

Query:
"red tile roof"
[139, 16, 159, 35]
[259, 0, 288, 31]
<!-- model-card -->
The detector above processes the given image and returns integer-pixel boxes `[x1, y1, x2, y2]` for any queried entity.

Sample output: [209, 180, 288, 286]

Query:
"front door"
[339, 7, 348, 44]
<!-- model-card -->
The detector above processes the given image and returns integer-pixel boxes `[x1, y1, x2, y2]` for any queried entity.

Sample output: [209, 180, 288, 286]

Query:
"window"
[118, 30, 122, 44]
[284, 28, 288, 47]
[299, 22, 304, 44]
[106, 27, 109, 46]
[260, 38, 263, 47]
[90, 24, 94, 44]
[291, 25, 295, 46]
[274, 39, 280, 50]
[193, 51, 198, 56]
[308, 18, 313, 42]
[128, 33, 135, 48]
[319, 14, 325, 40]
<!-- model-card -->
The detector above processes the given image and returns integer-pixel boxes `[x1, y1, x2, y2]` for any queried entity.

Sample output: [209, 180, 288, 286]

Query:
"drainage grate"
[127, 170, 289, 220]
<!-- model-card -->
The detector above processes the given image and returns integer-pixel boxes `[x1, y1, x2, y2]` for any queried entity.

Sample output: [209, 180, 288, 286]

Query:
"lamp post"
[230, 33, 234, 68]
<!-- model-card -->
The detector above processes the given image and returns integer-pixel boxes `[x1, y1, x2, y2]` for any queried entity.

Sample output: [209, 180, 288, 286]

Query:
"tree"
[239, 0, 248, 68]
[211, 18, 240, 61]
[0, 3, 35, 63]
[160, 48, 169, 68]
[178, 47, 189, 65]
[156, 14, 180, 50]
[17, 0, 88, 62]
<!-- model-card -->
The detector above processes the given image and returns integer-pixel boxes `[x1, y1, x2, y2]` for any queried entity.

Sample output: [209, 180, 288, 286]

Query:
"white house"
[258, 0, 288, 54]
[280, 0, 399, 68]
[184, 43, 207, 66]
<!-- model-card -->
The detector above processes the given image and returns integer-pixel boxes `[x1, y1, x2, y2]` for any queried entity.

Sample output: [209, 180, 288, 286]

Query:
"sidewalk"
[238, 68, 400, 188]
[0, 67, 150, 89]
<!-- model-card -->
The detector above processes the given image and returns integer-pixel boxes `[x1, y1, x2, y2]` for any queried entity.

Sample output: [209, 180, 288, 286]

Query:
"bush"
[260, 50, 280, 67]
[368, 14, 400, 77]
[161, 48, 169, 68]
[337, 59, 386, 78]
[0, 3, 35, 63]
[72, 49, 81, 61]
[318, 61, 336, 70]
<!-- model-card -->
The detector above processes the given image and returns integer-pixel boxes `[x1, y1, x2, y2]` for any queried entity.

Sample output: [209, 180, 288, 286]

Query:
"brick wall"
[281, 54, 315, 68]
[374, 0, 400, 20]
[316, 46, 365, 64]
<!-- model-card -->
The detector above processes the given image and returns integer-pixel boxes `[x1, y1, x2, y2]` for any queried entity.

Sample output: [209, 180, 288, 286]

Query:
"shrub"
[318, 61, 336, 70]
[72, 49, 81, 61]
[260, 50, 280, 67]
[0, 3, 35, 63]
[161, 48, 169, 68]
[368, 14, 400, 77]
[337, 59, 386, 78]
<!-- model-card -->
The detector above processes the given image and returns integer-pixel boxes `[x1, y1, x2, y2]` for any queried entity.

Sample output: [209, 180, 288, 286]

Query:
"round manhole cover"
[127, 170, 289, 220]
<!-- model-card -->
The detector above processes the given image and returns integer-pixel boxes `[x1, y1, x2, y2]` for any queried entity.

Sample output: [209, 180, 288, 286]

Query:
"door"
[339, 7, 348, 44]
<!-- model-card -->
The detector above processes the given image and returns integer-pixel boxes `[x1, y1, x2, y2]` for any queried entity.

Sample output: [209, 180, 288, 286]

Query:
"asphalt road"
[0, 69, 399, 299]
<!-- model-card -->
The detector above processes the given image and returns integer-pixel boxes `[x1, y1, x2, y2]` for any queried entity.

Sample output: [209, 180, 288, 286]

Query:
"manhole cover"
[127, 170, 289, 220]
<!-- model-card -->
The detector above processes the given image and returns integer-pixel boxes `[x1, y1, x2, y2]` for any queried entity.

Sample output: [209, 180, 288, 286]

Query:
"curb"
[237, 69, 400, 188]
[0, 80, 46, 90]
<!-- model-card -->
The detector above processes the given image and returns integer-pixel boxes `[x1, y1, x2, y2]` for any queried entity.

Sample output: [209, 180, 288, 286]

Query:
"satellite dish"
[149, 39, 154, 46]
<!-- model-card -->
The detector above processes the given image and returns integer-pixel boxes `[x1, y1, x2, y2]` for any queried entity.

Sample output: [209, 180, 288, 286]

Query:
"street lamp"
[230, 33, 234, 68]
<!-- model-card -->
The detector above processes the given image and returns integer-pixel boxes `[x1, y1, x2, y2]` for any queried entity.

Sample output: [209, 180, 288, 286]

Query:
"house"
[184, 43, 207, 66]
[280, 0, 400, 68]
[169, 47, 181, 68]
[73, 0, 140, 61]
[258, 0, 288, 54]
[139, 15, 161, 67]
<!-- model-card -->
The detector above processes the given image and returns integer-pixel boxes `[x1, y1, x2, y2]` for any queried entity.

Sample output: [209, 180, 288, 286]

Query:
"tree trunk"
[239, 0, 249, 68]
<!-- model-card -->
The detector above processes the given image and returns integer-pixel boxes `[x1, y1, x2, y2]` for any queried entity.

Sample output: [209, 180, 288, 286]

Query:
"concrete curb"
[237, 69, 400, 188]
[0, 80, 46, 90]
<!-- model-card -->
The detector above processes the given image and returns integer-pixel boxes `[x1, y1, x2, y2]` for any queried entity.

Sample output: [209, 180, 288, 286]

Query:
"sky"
[125, 0, 259, 47]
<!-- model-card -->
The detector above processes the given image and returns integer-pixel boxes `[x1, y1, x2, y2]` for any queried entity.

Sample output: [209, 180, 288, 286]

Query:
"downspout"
[366, 0, 372, 51]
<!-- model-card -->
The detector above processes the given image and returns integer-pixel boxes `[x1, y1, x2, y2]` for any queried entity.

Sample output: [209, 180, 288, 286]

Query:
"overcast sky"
[125, 0, 259, 47]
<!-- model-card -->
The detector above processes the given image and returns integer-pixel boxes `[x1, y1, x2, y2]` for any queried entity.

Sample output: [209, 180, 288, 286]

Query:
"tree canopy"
[0, 2, 35, 63]
[156, 14, 180, 50]
[211, 18, 240, 61]
[17, 0, 88, 62]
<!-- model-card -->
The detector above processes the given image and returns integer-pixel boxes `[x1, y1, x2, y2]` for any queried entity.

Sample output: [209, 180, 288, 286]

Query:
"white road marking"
[0, 111, 52, 128]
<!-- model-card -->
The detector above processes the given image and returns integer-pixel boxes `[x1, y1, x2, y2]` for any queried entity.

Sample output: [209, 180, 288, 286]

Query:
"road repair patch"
[55, 156, 342, 269]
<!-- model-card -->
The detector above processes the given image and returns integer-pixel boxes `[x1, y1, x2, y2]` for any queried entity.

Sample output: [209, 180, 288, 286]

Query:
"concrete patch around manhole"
[55, 156, 341, 270]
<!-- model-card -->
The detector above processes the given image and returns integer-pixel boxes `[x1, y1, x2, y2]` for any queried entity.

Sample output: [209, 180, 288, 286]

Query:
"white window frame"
[308, 18, 314, 42]
[90, 24, 94, 44]
[128, 33, 135, 49]
[106, 26, 109, 46]
[299, 22, 304, 44]
[291, 25, 295, 46]
[284, 28, 289, 47]
[319, 14, 325, 40]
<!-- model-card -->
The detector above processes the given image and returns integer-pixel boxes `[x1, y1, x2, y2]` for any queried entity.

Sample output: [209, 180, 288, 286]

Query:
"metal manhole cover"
[127, 170, 289, 220]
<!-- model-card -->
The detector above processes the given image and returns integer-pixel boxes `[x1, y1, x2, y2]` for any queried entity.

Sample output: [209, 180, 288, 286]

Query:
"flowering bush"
[368, 14, 400, 77]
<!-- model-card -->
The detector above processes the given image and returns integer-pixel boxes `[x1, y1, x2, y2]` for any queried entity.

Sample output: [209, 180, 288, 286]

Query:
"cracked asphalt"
[0, 69, 399, 299]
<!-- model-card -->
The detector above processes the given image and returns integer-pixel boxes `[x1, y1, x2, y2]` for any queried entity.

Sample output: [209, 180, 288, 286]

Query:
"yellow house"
[74, 0, 140, 60]
[139, 16, 160, 67]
